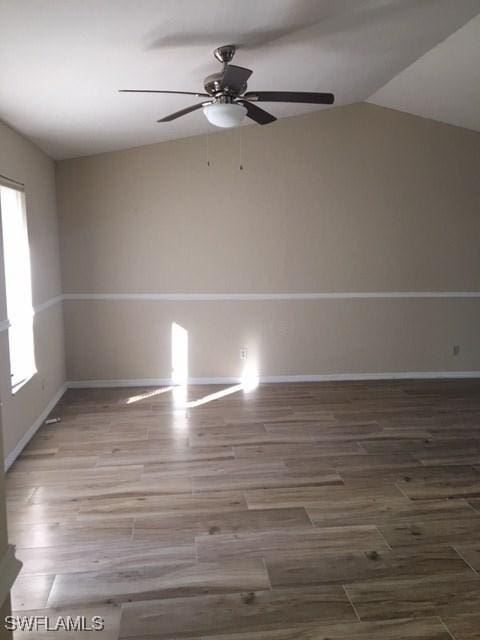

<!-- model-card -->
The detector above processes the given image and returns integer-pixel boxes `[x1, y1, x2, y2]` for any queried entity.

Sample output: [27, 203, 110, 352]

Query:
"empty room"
[1, 0, 480, 638]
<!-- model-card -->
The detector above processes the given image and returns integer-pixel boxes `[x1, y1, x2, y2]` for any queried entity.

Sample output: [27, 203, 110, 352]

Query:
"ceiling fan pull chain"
[239, 127, 243, 171]
[205, 127, 211, 167]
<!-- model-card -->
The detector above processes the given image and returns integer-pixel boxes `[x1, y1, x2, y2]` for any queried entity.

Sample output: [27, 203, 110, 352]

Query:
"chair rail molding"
[63, 291, 480, 301]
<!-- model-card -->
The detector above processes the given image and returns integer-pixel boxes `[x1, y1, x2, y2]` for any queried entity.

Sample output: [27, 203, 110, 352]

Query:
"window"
[0, 184, 36, 391]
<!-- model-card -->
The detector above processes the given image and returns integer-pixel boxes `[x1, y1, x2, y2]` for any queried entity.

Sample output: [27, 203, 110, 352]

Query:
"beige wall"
[0, 120, 66, 463]
[64, 297, 480, 382]
[56, 103, 480, 382]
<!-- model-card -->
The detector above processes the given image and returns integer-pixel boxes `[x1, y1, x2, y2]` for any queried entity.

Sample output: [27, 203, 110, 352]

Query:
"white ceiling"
[0, 0, 479, 159]
[369, 13, 480, 132]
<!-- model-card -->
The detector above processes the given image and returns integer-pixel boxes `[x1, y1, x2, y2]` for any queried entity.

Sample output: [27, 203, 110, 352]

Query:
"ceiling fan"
[120, 44, 334, 128]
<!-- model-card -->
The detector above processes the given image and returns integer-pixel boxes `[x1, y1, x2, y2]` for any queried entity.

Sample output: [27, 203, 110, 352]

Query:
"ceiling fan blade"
[244, 91, 334, 105]
[238, 100, 276, 125]
[220, 64, 253, 93]
[157, 101, 211, 122]
[120, 89, 209, 97]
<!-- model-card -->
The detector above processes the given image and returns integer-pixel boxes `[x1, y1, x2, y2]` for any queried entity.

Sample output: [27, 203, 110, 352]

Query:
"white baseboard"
[67, 370, 480, 389]
[67, 377, 240, 388]
[4, 383, 68, 471]
[260, 371, 480, 382]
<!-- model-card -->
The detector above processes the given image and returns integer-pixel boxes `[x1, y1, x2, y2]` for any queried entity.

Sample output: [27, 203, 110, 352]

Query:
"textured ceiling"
[0, 0, 479, 159]
[369, 14, 480, 132]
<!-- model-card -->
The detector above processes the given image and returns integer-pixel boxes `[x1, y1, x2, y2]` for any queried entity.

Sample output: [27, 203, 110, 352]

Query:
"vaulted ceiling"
[369, 13, 480, 132]
[0, 0, 479, 159]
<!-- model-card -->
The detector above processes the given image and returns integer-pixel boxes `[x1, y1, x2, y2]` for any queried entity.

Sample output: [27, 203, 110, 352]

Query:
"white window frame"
[0, 180, 37, 393]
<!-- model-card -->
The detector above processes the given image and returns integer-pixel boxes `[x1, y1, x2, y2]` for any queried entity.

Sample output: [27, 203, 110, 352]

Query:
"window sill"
[11, 372, 36, 395]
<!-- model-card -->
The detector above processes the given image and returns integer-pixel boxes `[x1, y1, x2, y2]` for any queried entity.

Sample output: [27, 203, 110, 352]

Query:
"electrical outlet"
[240, 348, 248, 361]
[453, 345, 460, 356]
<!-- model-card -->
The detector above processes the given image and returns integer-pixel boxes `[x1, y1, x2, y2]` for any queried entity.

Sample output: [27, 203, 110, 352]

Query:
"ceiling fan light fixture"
[203, 102, 247, 128]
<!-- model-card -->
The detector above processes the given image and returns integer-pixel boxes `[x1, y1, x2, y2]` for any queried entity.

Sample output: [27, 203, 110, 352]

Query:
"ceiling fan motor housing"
[204, 73, 247, 97]
[205, 44, 248, 98]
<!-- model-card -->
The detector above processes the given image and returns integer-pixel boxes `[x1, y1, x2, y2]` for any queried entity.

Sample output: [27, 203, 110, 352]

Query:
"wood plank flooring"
[5, 379, 480, 639]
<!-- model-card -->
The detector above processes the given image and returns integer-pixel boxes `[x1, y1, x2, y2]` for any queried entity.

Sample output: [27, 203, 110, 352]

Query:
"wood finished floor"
[6, 379, 480, 639]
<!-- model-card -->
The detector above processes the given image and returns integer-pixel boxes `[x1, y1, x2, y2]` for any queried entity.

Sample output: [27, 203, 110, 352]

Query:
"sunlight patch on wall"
[171, 322, 188, 385]
[127, 323, 260, 410]
[241, 361, 259, 391]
